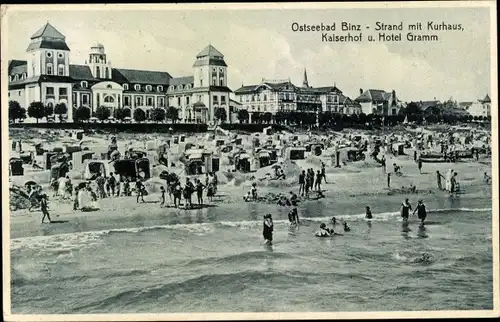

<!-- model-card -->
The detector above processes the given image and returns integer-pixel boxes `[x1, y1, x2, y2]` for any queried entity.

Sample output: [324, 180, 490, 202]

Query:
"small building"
[355, 88, 401, 116]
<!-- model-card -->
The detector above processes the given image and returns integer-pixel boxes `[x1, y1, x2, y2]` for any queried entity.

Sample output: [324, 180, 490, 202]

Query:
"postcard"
[2, 1, 498, 321]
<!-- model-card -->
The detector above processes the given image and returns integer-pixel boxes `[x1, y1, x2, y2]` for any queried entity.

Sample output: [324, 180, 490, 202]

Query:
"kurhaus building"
[233, 69, 361, 116]
[8, 23, 232, 123]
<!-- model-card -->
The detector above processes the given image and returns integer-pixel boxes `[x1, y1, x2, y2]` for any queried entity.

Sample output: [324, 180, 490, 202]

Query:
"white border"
[2, 1, 498, 321]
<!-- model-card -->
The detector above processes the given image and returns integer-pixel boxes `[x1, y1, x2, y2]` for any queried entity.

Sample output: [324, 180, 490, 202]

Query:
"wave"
[10, 207, 491, 253]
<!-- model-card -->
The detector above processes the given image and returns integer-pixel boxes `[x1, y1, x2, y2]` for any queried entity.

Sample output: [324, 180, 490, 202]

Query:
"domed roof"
[92, 42, 104, 48]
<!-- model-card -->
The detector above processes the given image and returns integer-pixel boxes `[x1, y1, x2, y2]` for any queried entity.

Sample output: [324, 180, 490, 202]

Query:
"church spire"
[303, 68, 309, 88]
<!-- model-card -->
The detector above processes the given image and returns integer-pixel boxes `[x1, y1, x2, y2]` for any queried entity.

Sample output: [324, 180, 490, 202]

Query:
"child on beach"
[365, 206, 373, 219]
[160, 186, 166, 207]
[39, 194, 52, 224]
[195, 179, 205, 206]
[135, 180, 145, 203]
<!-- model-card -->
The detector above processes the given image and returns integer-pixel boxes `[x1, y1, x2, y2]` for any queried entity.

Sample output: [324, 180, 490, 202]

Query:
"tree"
[54, 103, 68, 122]
[150, 108, 166, 123]
[9, 100, 24, 123]
[252, 112, 262, 124]
[166, 106, 179, 123]
[133, 108, 146, 123]
[358, 113, 367, 125]
[486, 115, 491, 123]
[262, 112, 273, 124]
[274, 111, 286, 125]
[44, 104, 54, 120]
[214, 107, 227, 122]
[95, 106, 111, 121]
[237, 109, 249, 123]
[27, 101, 45, 123]
[115, 108, 131, 121]
[405, 102, 422, 116]
[74, 106, 91, 123]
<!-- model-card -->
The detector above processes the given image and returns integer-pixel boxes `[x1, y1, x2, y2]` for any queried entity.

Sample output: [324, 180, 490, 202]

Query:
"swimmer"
[288, 207, 300, 225]
[400, 198, 412, 221]
[263, 214, 274, 245]
[413, 199, 427, 225]
[343, 222, 351, 232]
[315, 223, 332, 237]
[331, 217, 337, 225]
[365, 206, 373, 219]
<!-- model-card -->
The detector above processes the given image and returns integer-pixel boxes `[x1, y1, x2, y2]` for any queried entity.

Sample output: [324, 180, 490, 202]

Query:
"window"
[219, 68, 223, 73]
[82, 94, 89, 105]
[263, 94, 267, 101]
[134, 84, 141, 91]
[58, 65, 65, 76]
[59, 88, 67, 96]
[47, 64, 53, 75]
[169, 85, 174, 91]
[106, 84, 112, 89]
[177, 97, 181, 106]
[239, 96, 242, 102]
[147, 97, 154, 106]
[159, 97, 165, 107]
[105, 68, 109, 79]
[58, 53, 64, 59]
[46, 87, 54, 96]
[157, 85, 163, 92]
[177, 85, 183, 91]
[219, 78, 224, 86]
[14, 75, 18, 81]
[186, 84, 191, 90]
[18, 91, 21, 95]
[135, 96, 143, 106]
[96, 66, 100, 78]
[124, 96, 130, 106]
[212, 78, 217, 86]
[186, 97, 190, 105]
[146, 85, 152, 91]
[213, 95, 218, 103]
[200, 79, 203, 87]
[22, 73, 26, 80]
[81, 81, 88, 88]
[221, 96, 226, 104]
[46, 52, 52, 58]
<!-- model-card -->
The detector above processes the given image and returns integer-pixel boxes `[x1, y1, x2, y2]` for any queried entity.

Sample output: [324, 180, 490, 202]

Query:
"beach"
[9, 147, 493, 313]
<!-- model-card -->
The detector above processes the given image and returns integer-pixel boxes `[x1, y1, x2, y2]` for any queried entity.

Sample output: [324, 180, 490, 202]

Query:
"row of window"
[46, 63, 65, 76]
[46, 87, 68, 97]
[9, 73, 27, 82]
[45, 51, 64, 59]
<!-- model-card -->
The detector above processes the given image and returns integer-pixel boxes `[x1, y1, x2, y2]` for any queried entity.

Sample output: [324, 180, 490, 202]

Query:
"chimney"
[359, 88, 363, 95]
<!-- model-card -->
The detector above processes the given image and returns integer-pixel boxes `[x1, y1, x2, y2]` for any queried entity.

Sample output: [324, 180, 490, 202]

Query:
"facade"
[8, 23, 232, 123]
[355, 88, 401, 116]
[465, 94, 491, 117]
[233, 69, 359, 116]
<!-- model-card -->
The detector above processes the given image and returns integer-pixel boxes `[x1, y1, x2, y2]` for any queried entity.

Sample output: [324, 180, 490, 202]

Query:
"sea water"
[10, 193, 493, 313]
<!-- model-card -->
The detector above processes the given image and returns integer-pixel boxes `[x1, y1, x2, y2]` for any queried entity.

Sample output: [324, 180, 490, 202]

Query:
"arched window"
[123, 84, 129, 90]
[263, 94, 267, 101]
[58, 65, 65, 76]
[104, 96, 114, 103]
[219, 78, 224, 86]
[186, 84, 191, 90]
[177, 85, 183, 91]
[146, 85, 152, 91]
[81, 81, 88, 88]
[105, 68, 109, 79]
[157, 85, 163, 92]
[134, 84, 141, 91]
[96, 66, 100, 78]
[212, 78, 217, 86]
[169, 85, 174, 91]
[14, 75, 18, 81]
[200, 79, 203, 87]
[47, 64, 53, 75]
[22, 73, 27, 80]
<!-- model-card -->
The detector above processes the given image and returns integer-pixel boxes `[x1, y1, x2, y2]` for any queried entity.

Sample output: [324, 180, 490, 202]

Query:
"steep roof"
[169, 76, 194, 86]
[314, 85, 343, 94]
[31, 23, 65, 40]
[8, 60, 27, 75]
[355, 89, 389, 102]
[196, 45, 224, 58]
[482, 94, 491, 103]
[418, 100, 440, 111]
[69, 65, 96, 81]
[112, 68, 172, 85]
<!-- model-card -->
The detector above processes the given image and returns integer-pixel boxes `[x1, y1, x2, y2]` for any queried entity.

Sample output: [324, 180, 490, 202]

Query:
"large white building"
[354, 88, 402, 116]
[8, 23, 233, 123]
[233, 70, 361, 116]
[465, 94, 491, 118]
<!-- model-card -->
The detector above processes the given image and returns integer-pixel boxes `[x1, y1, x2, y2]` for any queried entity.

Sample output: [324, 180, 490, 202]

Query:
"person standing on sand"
[321, 162, 327, 183]
[263, 214, 274, 245]
[108, 172, 117, 197]
[135, 179, 145, 203]
[436, 170, 444, 190]
[417, 158, 423, 174]
[73, 187, 80, 211]
[315, 170, 323, 192]
[381, 155, 386, 173]
[413, 200, 427, 225]
[365, 206, 373, 219]
[39, 194, 52, 224]
[184, 178, 194, 209]
[160, 186, 166, 207]
[387, 173, 391, 189]
[400, 198, 412, 221]
[196, 179, 205, 206]
[450, 172, 458, 195]
[298, 170, 306, 196]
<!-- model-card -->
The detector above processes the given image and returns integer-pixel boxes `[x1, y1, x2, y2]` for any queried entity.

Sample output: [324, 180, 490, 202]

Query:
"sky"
[4, 4, 493, 102]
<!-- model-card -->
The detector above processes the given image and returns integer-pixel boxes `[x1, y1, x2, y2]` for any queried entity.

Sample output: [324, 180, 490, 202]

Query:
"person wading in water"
[263, 214, 274, 245]
[413, 200, 428, 226]
[400, 198, 412, 222]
